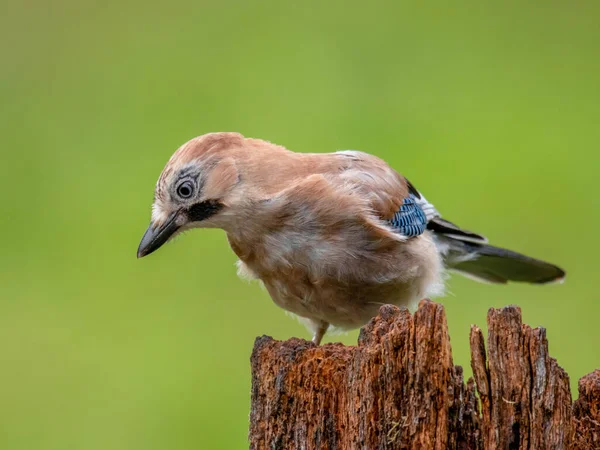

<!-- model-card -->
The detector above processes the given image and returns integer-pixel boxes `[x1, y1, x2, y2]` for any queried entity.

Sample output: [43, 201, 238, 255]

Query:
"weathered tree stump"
[249, 300, 600, 449]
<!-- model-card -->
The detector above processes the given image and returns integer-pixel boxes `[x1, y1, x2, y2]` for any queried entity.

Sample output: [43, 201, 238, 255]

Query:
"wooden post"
[249, 300, 599, 449]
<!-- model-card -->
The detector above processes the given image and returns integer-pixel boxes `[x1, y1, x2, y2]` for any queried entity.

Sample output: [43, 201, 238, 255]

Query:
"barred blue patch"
[389, 196, 428, 237]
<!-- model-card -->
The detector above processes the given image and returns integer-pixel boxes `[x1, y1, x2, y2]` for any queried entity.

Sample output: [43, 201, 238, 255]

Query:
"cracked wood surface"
[249, 300, 599, 449]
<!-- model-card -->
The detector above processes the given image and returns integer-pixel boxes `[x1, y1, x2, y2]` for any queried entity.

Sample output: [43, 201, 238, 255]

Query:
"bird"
[137, 132, 565, 345]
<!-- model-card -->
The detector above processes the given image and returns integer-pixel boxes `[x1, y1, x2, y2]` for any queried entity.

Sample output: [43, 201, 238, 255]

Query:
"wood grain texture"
[249, 300, 598, 449]
[470, 306, 573, 450]
[572, 369, 600, 449]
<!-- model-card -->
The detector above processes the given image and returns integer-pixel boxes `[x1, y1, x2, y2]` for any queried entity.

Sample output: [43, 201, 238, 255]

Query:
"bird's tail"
[429, 218, 565, 285]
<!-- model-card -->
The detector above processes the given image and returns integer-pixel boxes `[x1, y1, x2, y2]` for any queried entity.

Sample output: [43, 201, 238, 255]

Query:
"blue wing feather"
[389, 195, 428, 237]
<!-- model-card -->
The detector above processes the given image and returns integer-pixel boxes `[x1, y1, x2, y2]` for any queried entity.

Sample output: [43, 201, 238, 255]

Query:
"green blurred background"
[1, 1, 599, 448]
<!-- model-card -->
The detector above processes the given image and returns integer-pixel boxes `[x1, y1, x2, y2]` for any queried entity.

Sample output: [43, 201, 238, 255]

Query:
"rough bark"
[249, 300, 599, 449]
[572, 369, 600, 449]
[469, 306, 573, 450]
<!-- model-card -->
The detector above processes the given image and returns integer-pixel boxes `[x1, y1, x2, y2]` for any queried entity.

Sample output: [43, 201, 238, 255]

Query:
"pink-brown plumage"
[138, 132, 565, 344]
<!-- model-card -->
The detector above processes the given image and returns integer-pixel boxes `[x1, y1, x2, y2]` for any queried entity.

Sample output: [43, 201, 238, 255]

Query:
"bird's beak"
[137, 211, 181, 258]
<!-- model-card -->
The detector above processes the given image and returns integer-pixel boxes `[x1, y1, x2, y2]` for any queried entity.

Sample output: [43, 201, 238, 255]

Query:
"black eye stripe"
[187, 201, 223, 222]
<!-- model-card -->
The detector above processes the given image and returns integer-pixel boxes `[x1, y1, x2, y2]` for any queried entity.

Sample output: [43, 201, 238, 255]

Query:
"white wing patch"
[413, 192, 440, 222]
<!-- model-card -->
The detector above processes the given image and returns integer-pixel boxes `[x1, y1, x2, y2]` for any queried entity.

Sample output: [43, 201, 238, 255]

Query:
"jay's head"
[137, 132, 247, 258]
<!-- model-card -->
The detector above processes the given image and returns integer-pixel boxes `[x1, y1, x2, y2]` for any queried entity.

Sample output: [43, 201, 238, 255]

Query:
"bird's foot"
[311, 321, 330, 346]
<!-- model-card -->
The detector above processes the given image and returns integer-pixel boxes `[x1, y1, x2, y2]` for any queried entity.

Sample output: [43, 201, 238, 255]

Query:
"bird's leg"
[311, 321, 330, 345]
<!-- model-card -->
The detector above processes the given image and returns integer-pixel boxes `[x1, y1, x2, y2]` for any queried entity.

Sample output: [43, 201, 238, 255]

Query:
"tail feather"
[433, 227, 566, 285]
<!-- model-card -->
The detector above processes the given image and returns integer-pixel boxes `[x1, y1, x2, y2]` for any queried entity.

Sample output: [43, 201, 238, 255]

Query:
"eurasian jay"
[137, 132, 565, 345]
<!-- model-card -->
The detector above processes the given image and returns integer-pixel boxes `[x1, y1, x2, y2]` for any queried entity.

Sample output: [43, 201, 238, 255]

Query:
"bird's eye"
[176, 181, 194, 199]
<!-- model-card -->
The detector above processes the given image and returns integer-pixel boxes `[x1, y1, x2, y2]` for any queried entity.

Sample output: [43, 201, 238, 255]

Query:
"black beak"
[137, 212, 180, 258]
